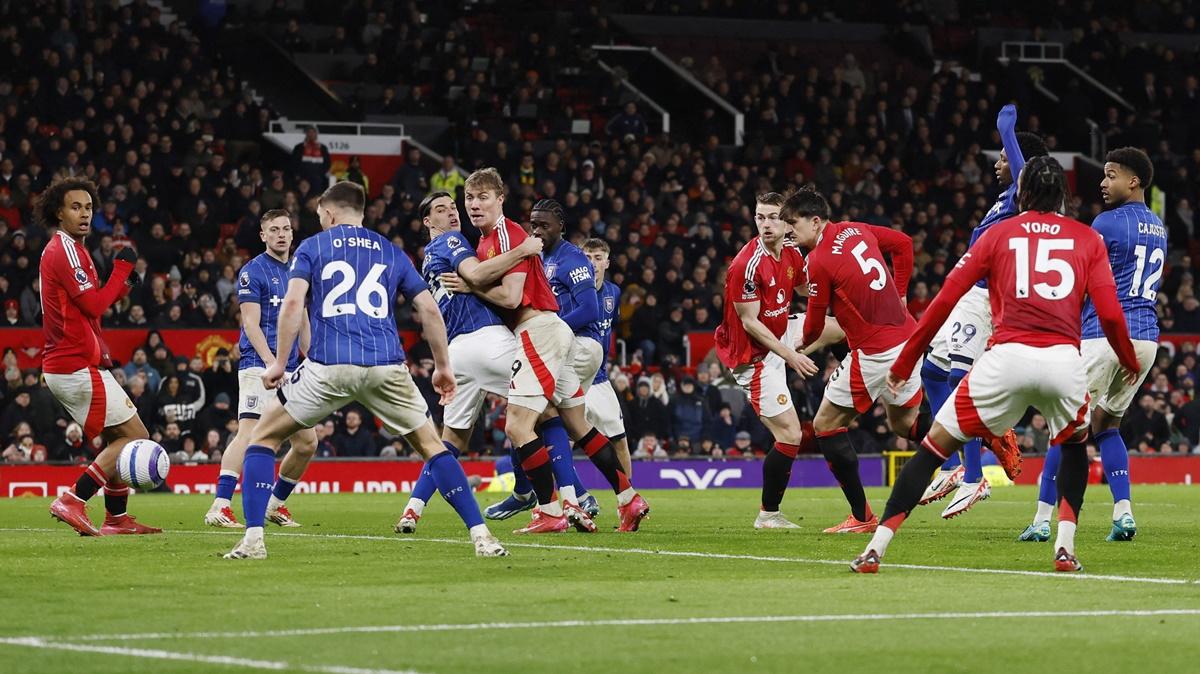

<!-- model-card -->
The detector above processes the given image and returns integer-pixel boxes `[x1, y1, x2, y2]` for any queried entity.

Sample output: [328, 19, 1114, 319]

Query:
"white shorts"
[44, 367, 137, 437]
[509, 312, 576, 414]
[238, 367, 293, 419]
[928, 285, 992, 374]
[443, 326, 518, 430]
[733, 356, 792, 419]
[825, 342, 924, 414]
[585, 379, 626, 439]
[936, 343, 1090, 447]
[1082, 338, 1159, 417]
[277, 360, 429, 435]
[557, 336, 604, 408]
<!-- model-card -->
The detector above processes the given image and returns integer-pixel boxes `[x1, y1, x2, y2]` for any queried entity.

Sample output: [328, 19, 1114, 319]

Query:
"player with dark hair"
[223, 181, 506, 559]
[920, 105, 1044, 518]
[205, 208, 318, 529]
[40, 177, 160, 536]
[715, 191, 825, 529]
[782, 188, 939, 534]
[1018, 146, 1165, 542]
[581, 238, 631, 476]
[853, 156, 1140, 573]
[395, 191, 543, 533]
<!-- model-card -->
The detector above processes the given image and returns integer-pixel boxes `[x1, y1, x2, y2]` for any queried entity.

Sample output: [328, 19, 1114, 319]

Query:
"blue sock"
[510, 446, 534, 496]
[427, 451, 484, 529]
[540, 418, 588, 499]
[922, 361, 960, 470]
[412, 441, 459, 504]
[1040, 444, 1061, 506]
[216, 473, 238, 501]
[1096, 428, 1131, 504]
[241, 445, 276, 528]
[271, 475, 297, 501]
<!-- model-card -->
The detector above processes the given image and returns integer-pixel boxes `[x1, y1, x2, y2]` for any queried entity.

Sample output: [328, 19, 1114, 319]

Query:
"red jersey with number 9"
[715, 238, 806, 369]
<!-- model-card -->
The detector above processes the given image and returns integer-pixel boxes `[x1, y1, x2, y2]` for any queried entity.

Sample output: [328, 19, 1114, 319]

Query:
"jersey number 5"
[851, 241, 887, 291]
[1008, 237, 1074, 300]
[321, 262, 389, 318]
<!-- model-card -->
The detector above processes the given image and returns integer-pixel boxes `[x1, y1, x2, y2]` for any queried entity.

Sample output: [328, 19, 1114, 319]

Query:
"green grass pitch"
[2, 486, 1199, 674]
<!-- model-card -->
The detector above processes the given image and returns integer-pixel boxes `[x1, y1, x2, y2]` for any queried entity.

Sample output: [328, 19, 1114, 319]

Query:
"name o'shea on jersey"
[543, 239, 602, 343]
[289, 225, 427, 367]
[592, 280, 621, 385]
[1080, 202, 1167, 342]
[422, 231, 503, 341]
[237, 253, 300, 371]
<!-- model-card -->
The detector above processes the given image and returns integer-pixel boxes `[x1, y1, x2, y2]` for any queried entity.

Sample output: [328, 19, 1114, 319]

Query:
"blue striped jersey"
[592, 280, 621, 385]
[1081, 201, 1166, 342]
[421, 231, 503, 341]
[543, 239, 602, 343]
[967, 183, 1020, 289]
[236, 252, 300, 371]
[289, 224, 427, 366]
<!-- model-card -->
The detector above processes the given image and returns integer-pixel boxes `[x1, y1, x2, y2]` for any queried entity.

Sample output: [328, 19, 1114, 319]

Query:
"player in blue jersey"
[920, 104, 1048, 518]
[222, 182, 506, 559]
[1018, 147, 1165, 543]
[581, 238, 631, 476]
[395, 191, 545, 534]
[205, 209, 318, 529]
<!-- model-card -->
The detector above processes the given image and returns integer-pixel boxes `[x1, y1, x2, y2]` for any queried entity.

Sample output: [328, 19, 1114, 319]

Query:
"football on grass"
[117, 439, 171, 491]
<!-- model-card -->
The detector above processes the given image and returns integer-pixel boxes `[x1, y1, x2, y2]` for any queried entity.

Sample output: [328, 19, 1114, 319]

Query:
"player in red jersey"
[780, 188, 933, 534]
[716, 192, 836, 530]
[851, 157, 1140, 573]
[449, 168, 648, 534]
[37, 178, 160, 536]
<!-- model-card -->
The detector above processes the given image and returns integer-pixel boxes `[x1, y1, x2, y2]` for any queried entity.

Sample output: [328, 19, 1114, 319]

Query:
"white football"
[117, 439, 171, 491]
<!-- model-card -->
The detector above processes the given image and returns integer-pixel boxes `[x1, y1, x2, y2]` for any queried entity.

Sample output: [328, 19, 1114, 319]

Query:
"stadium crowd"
[2, 0, 1199, 464]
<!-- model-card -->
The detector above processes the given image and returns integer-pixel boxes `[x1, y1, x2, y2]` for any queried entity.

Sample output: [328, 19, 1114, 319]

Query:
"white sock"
[267, 495, 284, 512]
[1055, 521, 1077, 555]
[468, 524, 490, 539]
[540, 500, 564, 517]
[405, 497, 426, 517]
[617, 487, 636, 507]
[1113, 499, 1132, 520]
[214, 497, 232, 510]
[245, 526, 264, 543]
[560, 485, 577, 506]
[1034, 501, 1053, 524]
[515, 491, 534, 502]
[866, 526, 895, 557]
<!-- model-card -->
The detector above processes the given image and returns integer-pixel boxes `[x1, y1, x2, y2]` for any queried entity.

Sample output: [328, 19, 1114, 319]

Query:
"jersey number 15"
[1008, 237, 1074, 300]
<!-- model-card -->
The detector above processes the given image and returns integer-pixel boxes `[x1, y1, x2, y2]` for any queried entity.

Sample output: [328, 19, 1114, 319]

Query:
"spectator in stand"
[670, 377, 708, 443]
[292, 126, 331, 190]
[123, 348, 163, 393]
[1124, 394, 1172, 450]
[711, 404, 738, 451]
[632, 432, 668, 461]
[333, 409, 376, 457]
[429, 155, 465, 198]
[51, 422, 89, 463]
[727, 431, 754, 458]
[625, 379, 670, 442]
[314, 419, 338, 457]
[606, 102, 649, 140]
[2, 299, 22, 326]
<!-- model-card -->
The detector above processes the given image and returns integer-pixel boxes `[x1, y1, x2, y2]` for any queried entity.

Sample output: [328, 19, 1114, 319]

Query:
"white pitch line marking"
[21, 610, 1200, 644]
[0, 636, 422, 674]
[4, 527, 1199, 586]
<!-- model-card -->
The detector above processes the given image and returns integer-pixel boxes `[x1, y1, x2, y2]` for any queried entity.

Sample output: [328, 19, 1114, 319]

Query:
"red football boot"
[823, 513, 879, 534]
[989, 429, 1023, 480]
[564, 502, 597, 533]
[513, 507, 569, 534]
[617, 493, 650, 532]
[50, 493, 100, 537]
[849, 549, 881, 574]
[100, 513, 163, 535]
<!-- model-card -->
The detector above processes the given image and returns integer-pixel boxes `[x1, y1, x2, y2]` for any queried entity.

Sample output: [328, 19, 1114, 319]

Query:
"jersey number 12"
[1129, 244, 1163, 301]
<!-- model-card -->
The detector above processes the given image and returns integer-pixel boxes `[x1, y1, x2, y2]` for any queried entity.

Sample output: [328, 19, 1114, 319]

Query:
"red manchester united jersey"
[476, 216, 558, 326]
[802, 221, 915, 354]
[715, 238, 806, 368]
[40, 231, 125, 373]
[892, 211, 1139, 378]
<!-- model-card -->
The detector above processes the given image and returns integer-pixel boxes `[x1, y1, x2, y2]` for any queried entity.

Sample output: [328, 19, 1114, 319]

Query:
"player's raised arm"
[441, 269, 525, 309]
[869, 225, 914, 295]
[1083, 235, 1141, 380]
[456, 235, 542, 287]
[998, 104, 1025, 183]
[263, 277, 308, 390]
[59, 247, 137, 319]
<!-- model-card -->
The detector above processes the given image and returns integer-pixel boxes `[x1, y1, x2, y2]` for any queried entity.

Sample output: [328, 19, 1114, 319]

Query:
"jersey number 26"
[321, 261, 389, 318]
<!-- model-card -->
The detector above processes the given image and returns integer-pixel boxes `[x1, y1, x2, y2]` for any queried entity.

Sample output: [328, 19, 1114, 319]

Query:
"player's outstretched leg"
[397, 440, 461, 534]
[919, 360, 962, 503]
[815, 426, 877, 533]
[266, 428, 316, 527]
[207, 420, 253, 528]
[225, 444, 276, 560]
[1019, 444, 1059, 541]
[757, 441, 800, 529]
[852, 435, 954, 572]
[483, 446, 537, 520]
[1054, 436, 1090, 572]
[51, 416, 158, 536]
[540, 416, 597, 532]
[1095, 428, 1136, 541]
[562, 403, 647, 532]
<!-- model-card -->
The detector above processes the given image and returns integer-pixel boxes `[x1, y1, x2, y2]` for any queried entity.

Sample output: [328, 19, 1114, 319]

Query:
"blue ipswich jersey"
[421, 231, 504, 341]
[543, 239, 603, 343]
[236, 252, 300, 371]
[592, 280, 621, 385]
[1081, 202, 1167, 342]
[289, 224, 428, 366]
